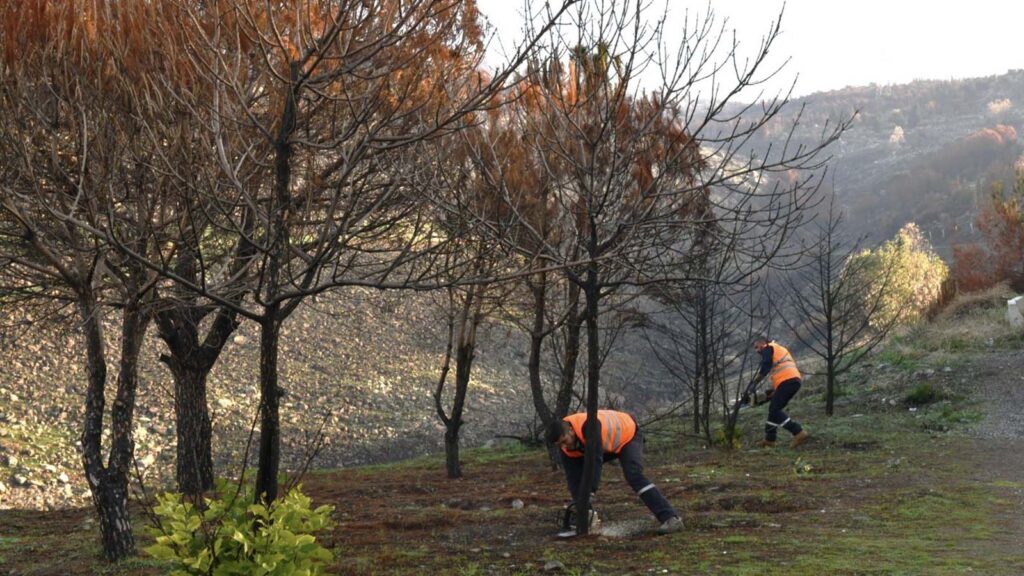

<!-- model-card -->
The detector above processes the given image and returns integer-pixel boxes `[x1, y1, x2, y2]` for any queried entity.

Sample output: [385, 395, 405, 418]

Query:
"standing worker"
[744, 338, 810, 448]
[546, 409, 683, 534]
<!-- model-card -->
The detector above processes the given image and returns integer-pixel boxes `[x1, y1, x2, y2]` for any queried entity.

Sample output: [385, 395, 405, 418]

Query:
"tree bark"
[255, 313, 283, 504]
[527, 276, 553, 426]
[576, 253, 601, 536]
[78, 290, 149, 561]
[172, 365, 214, 495]
[156, 306, 238, 495]
[254, 62, 297, 505]
[826, 357, 836, 417]
[442, 284, 480, 479]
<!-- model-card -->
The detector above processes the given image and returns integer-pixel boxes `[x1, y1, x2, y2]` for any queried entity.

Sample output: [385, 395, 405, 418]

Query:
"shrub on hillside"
[848, 223, 949, 327]
[145, 479, 334, 576]
[953, 173, 1024, 292]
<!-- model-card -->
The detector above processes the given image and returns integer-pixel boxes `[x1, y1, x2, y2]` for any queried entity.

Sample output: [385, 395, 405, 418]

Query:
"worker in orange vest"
[746, 338, 810, 448]
[546, 409, 683, 534]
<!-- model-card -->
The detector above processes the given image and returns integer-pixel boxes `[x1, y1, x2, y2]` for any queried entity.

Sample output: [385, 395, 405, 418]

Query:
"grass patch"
[906, 382, 941, 405]
[874, 347, 921, 371]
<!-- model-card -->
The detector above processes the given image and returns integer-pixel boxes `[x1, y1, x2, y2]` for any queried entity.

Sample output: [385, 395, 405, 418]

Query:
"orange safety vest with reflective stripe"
[561, 410, 637, 458]
[768, 342, 801, 389]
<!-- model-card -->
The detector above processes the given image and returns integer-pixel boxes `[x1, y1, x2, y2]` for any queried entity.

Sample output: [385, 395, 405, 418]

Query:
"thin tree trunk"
[254, 62, 297, 505]
[550, 285, 584, 468]
[78, 291, 149, 561]
[443, 427, 461, 479]
[445, 338, 475, 478]
[445, 283, 481, 479]
[528, 277, 553, 426]
[526, 276, 566, 468]
[826, 357, 836, 417]
[255, 313, 282, 504]
[576, 254, 601, 536]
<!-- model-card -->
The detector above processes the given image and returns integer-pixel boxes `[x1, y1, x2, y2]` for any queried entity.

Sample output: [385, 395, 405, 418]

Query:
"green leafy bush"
[145, 479, 334, 576]
[848, 223, 949, 327]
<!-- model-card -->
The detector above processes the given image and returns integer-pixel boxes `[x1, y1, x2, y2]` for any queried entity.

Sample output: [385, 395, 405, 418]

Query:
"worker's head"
[545, 420, 579, 451]
[753, 337, 771, 352]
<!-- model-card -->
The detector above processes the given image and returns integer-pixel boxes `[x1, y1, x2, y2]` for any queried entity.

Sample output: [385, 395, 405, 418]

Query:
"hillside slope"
[737, 70, 1024, 254]
[0, 287, 674, 510]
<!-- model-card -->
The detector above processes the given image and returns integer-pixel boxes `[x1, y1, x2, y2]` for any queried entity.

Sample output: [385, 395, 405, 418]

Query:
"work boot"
[756, 439, 776, 448]
[657, 516, 683, 535]
[790, 430, 810, 448]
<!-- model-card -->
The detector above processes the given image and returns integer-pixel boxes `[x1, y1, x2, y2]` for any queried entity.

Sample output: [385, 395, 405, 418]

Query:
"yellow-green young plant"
[145, 479, 334, 576]
[847, 223, 949, 327]
[714, 425, 743, 450]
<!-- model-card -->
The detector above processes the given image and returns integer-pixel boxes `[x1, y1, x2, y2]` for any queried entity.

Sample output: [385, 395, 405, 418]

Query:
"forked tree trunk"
[157, 307, 238, 496]
[446, 338, 476, 478]
[78, 291, 149, 561]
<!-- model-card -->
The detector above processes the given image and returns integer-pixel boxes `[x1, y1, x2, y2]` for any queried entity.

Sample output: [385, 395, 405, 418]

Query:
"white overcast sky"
[475, 0, 1024, 98]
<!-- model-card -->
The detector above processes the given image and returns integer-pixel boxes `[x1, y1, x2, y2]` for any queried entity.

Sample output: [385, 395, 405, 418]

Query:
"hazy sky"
[475, 0, 1024, 98]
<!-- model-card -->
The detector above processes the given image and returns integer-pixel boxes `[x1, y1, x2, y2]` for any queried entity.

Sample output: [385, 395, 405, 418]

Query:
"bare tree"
[0, 2, 172, 557]
[432, 273, 508, 478]
[644, 254, 771, 448]
[95, 0, 580, 506]
[452, 1, 847, 533]
[781, 195, 898, 415]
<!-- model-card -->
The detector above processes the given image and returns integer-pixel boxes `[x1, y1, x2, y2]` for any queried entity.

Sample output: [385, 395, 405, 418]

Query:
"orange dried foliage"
[952, 243, 997, 293]
[953, 180, 1024, 292]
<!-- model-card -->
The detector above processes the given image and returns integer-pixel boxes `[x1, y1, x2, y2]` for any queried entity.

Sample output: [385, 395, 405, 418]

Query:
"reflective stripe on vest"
[561, 410, 638, 457]
[769, 342, 801, 389]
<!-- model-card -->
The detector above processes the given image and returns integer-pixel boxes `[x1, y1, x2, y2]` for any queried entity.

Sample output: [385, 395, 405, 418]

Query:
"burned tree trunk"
[79, 289, 150, 561]
[156, 307, 238, 495]
[435, 285, 483, 479]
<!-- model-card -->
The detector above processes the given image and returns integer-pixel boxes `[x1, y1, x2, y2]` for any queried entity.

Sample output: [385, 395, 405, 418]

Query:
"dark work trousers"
[560, 429, 677, 522]
[765, 378, 804, 441]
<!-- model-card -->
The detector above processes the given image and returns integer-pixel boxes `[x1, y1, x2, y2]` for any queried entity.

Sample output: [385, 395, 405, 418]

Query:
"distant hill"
[736, 69, 1024, 256]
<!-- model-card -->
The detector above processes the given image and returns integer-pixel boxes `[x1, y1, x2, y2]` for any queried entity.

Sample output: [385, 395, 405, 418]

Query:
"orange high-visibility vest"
[561, 410, 637, 458]
[768, 341, 801, 389]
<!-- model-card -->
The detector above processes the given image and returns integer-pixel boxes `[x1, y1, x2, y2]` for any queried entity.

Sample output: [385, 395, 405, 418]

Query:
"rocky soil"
[0, 288, 675, 511]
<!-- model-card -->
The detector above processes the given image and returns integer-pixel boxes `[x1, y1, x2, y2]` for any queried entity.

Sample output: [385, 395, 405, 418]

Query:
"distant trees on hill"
[853, 125, 1022, 249]
[953, 172, 1024, 292]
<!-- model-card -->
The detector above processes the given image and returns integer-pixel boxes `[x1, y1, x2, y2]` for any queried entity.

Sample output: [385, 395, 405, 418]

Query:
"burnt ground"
[3, 336, 1024, 574]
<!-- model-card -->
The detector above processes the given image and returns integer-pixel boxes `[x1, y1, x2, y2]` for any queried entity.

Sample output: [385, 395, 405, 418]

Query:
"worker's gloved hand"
[764, 387, 774, 401]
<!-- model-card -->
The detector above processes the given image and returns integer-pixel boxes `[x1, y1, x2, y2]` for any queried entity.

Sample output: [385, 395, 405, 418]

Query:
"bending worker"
[745, 337, 810, 448]
[546, 409, 682, 534]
